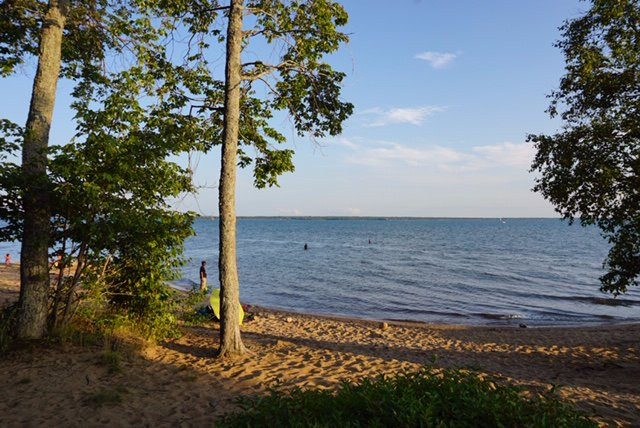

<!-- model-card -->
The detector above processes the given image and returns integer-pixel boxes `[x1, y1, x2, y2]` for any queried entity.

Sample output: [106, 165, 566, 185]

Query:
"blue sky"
[0, 0, 588, 217]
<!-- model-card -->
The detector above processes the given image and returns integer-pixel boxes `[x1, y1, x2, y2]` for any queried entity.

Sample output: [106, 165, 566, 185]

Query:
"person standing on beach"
[4, 253, 11, 266]
[199, 261, 207, 291]
[52, 253, 62, 269]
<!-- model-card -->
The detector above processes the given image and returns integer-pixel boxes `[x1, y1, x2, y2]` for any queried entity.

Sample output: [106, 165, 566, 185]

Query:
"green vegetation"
[59, 286, 205, 348]
[0, 0, 212, 340]
[0, 304, 18, 352]
[182, 304, 215, 327]
[84, 388, 126, 408]
[219, 369, 596, 428]
[100, 350, 121, 374]
[0, 0, 352, 350]
[529, 0, 640, 295]
[0, 0, 217, 341]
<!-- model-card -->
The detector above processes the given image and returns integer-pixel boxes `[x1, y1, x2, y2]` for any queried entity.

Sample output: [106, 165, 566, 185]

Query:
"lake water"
[2, 217, 639, 326]
[177, 218, 640, 326]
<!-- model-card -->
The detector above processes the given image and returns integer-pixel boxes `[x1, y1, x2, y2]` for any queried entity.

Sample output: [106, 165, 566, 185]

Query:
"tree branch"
[241, 60, 297, 81]
[201, 5, 231, 13]
[257, 76, 279, 95]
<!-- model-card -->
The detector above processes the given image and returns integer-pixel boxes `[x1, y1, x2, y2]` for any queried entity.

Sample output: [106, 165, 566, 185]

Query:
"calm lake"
[175, 217, 640, 326]
[3, 217, 639, 325]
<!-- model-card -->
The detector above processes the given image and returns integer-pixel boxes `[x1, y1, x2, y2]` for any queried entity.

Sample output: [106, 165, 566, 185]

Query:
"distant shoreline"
[194, 215, 565, 220]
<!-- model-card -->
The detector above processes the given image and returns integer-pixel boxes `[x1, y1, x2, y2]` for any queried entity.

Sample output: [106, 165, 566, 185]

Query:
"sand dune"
[0, 265, 638, 426]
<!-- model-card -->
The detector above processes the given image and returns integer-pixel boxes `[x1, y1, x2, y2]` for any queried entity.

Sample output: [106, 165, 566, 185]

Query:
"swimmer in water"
[304, 243, 308, 250]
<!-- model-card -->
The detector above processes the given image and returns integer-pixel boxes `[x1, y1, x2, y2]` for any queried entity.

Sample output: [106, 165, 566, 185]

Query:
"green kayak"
[209, 288, 244, 325]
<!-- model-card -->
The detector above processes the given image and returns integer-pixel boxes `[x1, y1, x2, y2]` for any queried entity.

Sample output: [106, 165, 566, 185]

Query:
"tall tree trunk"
[16, 0, 68, 339]
[218, 0, 246, 357]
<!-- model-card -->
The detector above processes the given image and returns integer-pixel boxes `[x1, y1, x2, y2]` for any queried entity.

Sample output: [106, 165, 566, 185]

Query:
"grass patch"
[219, 368, 597, 428]
[0, 304, 18, 353]
[100, 350, 121, 374]
[84, 389, 125, 407]
[55, 323, 103, 348]
[57, 315, 148, 359]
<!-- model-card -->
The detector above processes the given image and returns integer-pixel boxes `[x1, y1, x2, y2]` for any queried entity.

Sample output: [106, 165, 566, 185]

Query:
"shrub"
[100, 350, 121, 374]
[0, 115, 198, 342]
[84, 389, 125, 407]
[0, 304, 18, 353]
[219, 369, 596, 428]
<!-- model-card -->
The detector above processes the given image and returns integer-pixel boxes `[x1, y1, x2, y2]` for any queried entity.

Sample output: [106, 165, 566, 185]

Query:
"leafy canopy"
[0, 0, 220, 337]
[183, 0, 353, 188]
[0, 0, 353, 335]
[529, 0, 640, 295]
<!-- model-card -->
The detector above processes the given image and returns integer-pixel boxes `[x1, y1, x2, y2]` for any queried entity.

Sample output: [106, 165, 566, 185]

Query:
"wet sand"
[0, 265, 638, 426]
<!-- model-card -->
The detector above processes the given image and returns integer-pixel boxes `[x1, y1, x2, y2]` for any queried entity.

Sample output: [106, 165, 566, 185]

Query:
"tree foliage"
[529, 0, 640, 295]
[0, 68, 203, 337]
[0, 0, 353, 343]
[237, 0, 353, 187]
[45, 56, 213, 335]
[0, 0, 218, 338]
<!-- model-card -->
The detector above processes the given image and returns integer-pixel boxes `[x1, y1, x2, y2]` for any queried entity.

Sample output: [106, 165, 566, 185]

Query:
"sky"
[0, 0, 589, 217]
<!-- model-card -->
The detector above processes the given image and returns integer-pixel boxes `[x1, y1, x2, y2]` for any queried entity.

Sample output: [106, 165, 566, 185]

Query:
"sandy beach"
[0, 265, 638, 427]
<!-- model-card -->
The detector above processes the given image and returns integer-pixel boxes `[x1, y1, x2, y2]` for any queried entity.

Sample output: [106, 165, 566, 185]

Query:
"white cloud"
[472, 142, 536, 169]
[341, 139, 535, 172]
[415, 51, 458, 69]
[334, 137, 359, 149]
[351, 143, 465, 168]
[359, 106, 445, 127]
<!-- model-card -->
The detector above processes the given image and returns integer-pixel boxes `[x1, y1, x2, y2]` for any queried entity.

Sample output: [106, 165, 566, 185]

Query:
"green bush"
[83, 388, 125, 407]
[0, 304, 18, 353]
[219, 369, 596, 428]
[100, 350, 121, 374]
[181, 300, 215, 326]
[1, 113, 198, 342]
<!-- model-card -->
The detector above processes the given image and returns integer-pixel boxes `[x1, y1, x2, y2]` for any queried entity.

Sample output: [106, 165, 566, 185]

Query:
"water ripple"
[181, 218, 640, 326]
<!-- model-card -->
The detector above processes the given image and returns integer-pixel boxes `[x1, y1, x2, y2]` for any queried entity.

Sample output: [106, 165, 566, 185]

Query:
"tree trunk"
[49, 229, 67, 330]
[16, 0, 68, 339]
[218, 0, 246, 357]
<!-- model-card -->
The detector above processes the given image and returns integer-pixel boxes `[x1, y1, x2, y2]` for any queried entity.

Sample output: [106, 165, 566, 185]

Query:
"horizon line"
[195, 215, 564, 220]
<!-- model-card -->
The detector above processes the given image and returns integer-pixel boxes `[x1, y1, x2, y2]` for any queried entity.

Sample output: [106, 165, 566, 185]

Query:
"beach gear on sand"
[209, 288, 244, 325]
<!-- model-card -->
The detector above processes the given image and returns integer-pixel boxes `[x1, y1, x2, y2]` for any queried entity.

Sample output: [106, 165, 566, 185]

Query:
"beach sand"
[0, 265, 638, 427]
